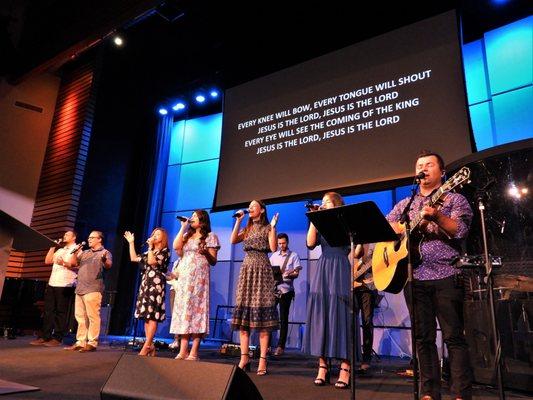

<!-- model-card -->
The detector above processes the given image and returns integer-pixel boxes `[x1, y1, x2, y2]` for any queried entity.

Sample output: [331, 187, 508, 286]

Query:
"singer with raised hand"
[230, 200, 279, 376]
[124, 228, 170, 356]
[304, 191, 352, 389]
[170, 210, 220, 361]
[63, 231, 112, 352]
[29, 231, 78, 347]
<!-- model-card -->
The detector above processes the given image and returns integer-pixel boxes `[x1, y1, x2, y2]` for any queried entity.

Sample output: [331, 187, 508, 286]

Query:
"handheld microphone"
[232, 210, 249, 218]
[176, 216, 190, 223]
[54, 238, 63, 245]
[415, 171, 426, 181]
[304, 202, 321, 211]
[70, 241, 86, 254]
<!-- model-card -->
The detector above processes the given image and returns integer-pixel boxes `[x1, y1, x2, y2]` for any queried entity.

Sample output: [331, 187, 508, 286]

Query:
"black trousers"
[275, 291, 294, 349]
[404, 276, 472, 400]
[355, 288, 376, 363]
[42, 285, 75, 341]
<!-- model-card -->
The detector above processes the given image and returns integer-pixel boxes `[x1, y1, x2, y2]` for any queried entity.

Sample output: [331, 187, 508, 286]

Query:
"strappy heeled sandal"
[335, 367, 351, 389]
[314, 364, 330, 386]
[257, 356, 268, 376]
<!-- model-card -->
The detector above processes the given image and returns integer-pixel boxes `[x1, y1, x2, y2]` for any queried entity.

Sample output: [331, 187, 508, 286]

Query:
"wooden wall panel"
[7, 63, 98, 279]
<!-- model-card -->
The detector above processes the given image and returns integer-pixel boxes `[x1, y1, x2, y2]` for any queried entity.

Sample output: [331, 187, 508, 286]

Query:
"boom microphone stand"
[400, 183, 420, 400]
[476, 190, 505, 400]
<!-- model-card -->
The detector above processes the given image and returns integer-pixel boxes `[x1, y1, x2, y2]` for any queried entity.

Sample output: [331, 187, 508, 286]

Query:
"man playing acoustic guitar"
[385, 151, 473, 400]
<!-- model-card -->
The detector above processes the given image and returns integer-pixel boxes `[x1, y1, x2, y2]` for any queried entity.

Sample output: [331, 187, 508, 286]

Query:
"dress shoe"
[29, 338, 47, 346]
[79, 344, 97, 352]
[43, 338, 62, 347]
[273, 346, 284, 356]
[64, 344, 85, 351]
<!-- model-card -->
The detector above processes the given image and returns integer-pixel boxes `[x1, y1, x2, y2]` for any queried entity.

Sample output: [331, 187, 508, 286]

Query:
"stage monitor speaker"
[101, 354, 263, 400]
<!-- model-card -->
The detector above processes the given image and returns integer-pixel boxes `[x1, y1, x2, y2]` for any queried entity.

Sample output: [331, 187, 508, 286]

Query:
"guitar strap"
[281, 251, 291, 273]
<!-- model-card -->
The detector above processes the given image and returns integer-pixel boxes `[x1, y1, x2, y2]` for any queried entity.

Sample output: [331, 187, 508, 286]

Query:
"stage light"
[508, 183, 528, 199]
[210, 90, 219, 98]
[113, 35, 124, 47]
[195, 95, 206, 103]
[158, 108, 168, 115]
[491, 0, 510, 5]
[172, 102, 186, 111]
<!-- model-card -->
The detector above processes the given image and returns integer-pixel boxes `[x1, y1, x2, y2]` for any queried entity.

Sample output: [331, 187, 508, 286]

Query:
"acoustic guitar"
[372, 167, 471, 293]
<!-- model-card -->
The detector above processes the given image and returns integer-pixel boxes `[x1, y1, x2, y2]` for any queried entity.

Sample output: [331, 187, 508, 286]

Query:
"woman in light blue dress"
[304, 192, 352, 389]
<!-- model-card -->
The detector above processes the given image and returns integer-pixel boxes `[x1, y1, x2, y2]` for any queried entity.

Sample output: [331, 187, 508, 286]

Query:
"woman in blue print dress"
[304, 192, 352, 389]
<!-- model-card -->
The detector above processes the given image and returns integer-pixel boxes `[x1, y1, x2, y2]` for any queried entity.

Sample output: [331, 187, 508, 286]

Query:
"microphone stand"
[400, 183, 420, 400]
[476, 191, 505, 400]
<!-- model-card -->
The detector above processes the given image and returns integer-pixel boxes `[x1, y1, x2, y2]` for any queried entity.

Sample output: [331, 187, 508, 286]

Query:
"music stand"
[0, 209, 56, 395]
[306, 201, 397, 400]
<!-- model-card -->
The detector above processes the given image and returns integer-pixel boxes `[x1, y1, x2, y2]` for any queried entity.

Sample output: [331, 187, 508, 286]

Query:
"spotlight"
[158, 108, 168, 115]
[113, 35, 124, 47]
[210, 90, 219, 98]
[172, 102, 186, 111]
[195, 95, 206, 103]
[507, 183, 528, 200]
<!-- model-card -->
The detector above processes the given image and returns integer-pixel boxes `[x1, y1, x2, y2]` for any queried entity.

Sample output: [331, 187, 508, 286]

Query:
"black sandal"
[257, 356, 268, 376]
[314, 364, 330, 386]
[335, 367, 351, 389]
[238, 354, 251, 372]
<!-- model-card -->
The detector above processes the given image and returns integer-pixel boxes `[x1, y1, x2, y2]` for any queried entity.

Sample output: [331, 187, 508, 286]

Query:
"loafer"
[79, 344, 97, 352]
[43, 338, 62, 347]
[29, 338, 47, 346]
[64, 344, 85, 351]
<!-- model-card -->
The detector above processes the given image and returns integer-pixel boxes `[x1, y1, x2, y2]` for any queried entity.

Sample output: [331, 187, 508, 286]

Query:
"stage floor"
[0, 336, 529, 399]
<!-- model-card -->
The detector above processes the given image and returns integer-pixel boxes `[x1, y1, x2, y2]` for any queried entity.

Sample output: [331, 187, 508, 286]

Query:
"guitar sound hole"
[384, 248, 389, 267]
[393, 240, 401, 252]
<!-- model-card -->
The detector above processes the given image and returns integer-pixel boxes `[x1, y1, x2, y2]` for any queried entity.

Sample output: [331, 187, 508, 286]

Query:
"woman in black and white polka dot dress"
[125, 227, 170, 356]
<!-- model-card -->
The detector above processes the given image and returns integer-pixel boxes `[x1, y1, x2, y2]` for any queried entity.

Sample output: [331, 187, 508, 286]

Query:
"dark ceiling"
[1, 0, 530, 100]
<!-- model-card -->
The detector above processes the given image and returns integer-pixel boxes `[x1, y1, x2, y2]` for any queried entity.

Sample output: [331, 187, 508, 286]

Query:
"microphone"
[304, 201, 321, 211]
[232, 210, 249, 218]
[176, 216, 190, 223]
[54, 238, 63, 245]
[415, 171, 426, 181]
[70, 241, 86, 254]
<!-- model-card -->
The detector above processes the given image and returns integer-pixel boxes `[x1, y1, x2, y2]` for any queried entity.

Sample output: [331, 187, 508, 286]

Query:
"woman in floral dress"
[231, 200, 279, 375]
[171, 210, 220, 361]
[124, 227, 170, 356]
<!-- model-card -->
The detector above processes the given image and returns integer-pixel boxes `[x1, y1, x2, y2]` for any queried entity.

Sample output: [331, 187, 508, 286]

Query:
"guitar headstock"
[441, 167, 471, 193]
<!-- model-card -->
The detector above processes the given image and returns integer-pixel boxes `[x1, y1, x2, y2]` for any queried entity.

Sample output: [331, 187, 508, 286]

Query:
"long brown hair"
[151, 227, 169, 250]
[183, 210, 212, 246]
[324, 191, 345, 207]
[243, 199, 269, 237]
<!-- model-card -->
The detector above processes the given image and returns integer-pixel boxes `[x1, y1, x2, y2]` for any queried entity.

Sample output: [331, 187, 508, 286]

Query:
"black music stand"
[306, 201, 397, 400]
[0, 209, 55, 395]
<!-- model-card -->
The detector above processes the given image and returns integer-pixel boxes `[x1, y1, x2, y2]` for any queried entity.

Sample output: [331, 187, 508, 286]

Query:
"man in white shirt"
[30, 230, 78, 347]
[269, 233, 302, 356]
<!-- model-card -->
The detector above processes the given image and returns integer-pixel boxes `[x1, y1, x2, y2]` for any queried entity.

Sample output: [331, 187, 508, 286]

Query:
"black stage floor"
[0, 337, 529, 399]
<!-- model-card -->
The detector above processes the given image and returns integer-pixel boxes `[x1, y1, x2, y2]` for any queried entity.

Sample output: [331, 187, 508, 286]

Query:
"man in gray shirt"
[63, 230, 112, 352]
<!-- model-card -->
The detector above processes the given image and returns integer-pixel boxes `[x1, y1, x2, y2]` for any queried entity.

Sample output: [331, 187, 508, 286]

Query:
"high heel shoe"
[238, 354, 251, 372]
[335, 367, 351, 389]
[256, 356, 268, 376]
[314, 364, 330, 386]
[139, 344, 155, 357]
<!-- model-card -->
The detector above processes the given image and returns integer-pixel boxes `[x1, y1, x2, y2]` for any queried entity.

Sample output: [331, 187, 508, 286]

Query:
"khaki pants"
[74, 292, 102, 347]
